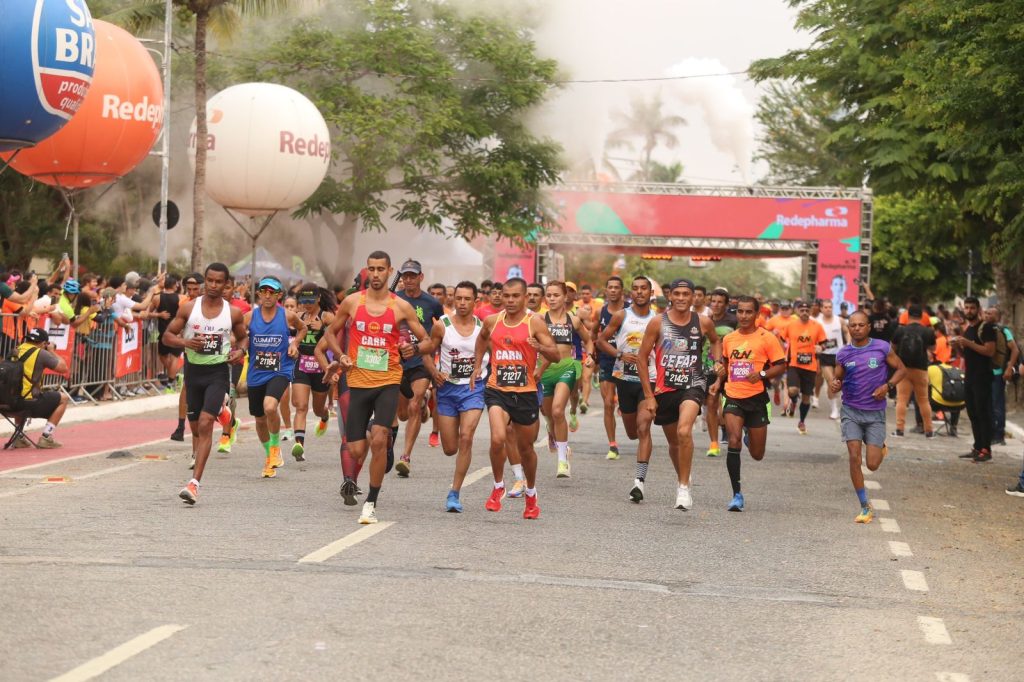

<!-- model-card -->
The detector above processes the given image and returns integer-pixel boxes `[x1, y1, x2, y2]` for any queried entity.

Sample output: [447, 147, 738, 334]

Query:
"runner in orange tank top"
[472, 278, 559, 520]
[321, 251, 434, 525]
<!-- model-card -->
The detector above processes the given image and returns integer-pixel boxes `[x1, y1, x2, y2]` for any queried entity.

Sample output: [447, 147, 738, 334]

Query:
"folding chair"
[0, 403, 37, 449]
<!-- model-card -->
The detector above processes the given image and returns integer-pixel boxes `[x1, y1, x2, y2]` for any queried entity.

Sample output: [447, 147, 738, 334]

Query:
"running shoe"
[1006, 482, 1024, 497]
[229, 418, 240, 445]
[339, 478, 358, 506]
[811, 396, 819, 409]
[485, 486, 505, 512]
[556, 460, 571, 479]
[315, 419, 329, 437]
[797, 421, 807, 435]
[580, 402, 589, 415]
[706, 443, 720, 457]
[891, 429, 905, 437]
[855, 505, 874, 524]
[261, 457, 276, 478]
[396, 455, 411, 477]
[179, 481, 198, 505]
[170, 425, 185, 442]
[446, 489, 463, 513]
[269, 445, 284, 468]
[830, 407, 840, 420]
[281, 429, 293, 442]
[291, 442, 305, 462]
[188, 453, 196, 470]
[959, 449, 980, 459]
[11, 435, 31, 449]
[507, 479, 526, 498]
[386, 436, 395, 473]
[358, 501, 378, 524]
[216, 434, 231, 453]
[973, 449, 992, 463]
[569, 411, 579, 432]
[727, 492, 744, 512]
[523, 494, 540, 519]
[742, 430, 750, 449]
[674, 485, 693, 511]
[629, 479, 644, 503]
[606, 445, 620, 460]
[429, 431, 440, 448]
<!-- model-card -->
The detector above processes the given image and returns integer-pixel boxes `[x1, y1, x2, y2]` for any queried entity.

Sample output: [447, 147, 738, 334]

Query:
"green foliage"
[0, 173, 67, 267]
[242, 1, 564, 243]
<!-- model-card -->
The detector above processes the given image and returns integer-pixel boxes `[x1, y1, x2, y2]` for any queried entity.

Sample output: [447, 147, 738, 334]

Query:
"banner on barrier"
[43, 320, 75, 375]
[115, 321, 141, 378]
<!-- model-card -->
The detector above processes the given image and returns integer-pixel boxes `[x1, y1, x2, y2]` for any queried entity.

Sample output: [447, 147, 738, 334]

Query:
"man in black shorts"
[594, 276, 625, 459]
[10, 329, 70, 449]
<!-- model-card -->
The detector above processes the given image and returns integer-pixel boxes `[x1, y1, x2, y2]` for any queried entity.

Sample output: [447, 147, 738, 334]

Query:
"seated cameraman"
[11, 328, 69, 449]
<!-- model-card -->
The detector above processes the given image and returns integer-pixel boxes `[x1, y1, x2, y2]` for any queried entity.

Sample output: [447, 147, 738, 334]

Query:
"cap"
[398, 259, 422, 275]
[780, 300, 793, 308]
[257, 277, 283, 292]
[100, 287, 116, 299]
[125, 271, 141, 288]
[564, 281, 578, 292]
[63, 279, 80, 294]
[26, 328, 49, 343]
[794, 299, 810, 309]
[930, 316, 941, 326]
[668, 278, 695, 291]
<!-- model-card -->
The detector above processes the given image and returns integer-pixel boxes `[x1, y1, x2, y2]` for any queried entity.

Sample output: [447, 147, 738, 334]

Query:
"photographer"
[10, 328, 69, 449]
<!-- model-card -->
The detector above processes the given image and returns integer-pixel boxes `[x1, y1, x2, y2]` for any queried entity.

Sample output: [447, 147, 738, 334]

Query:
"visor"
[257, 277, 283, 292]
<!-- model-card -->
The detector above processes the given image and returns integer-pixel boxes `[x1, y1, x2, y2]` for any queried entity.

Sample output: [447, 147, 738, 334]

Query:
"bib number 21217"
[496, 364, 527, 388]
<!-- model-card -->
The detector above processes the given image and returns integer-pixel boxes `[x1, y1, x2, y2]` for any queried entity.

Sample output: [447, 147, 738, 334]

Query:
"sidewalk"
[0, 393, 180, 436]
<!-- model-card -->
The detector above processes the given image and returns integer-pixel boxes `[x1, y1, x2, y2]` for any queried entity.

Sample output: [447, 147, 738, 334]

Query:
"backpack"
[896, 327, 925, 366]
[0, 347, 38, 408]
[986, 323, 1008, 371]
[939, 365, 966, 404]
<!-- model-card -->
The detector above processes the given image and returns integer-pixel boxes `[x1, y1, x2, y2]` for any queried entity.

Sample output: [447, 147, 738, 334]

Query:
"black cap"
[27, 328, 49, 343]
[398, 259, 422, 275]
[780, 300, 793, 308]
[669, 277, 695, 291]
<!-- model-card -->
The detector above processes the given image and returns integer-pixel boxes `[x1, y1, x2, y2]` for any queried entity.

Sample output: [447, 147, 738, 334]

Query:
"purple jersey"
[836, 339, 891, 411]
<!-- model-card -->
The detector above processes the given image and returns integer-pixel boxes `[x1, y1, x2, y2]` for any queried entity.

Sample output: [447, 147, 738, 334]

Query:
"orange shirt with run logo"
[722, 328, 787, 400]
[781, 318, 827, 371]
[765, 314, 793, 336]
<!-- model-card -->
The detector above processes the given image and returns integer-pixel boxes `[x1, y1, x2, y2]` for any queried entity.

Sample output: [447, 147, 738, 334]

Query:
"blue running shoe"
[446, 489, 463, 513]
[728, 492, 744, 512]
[742, 429, 750, 449]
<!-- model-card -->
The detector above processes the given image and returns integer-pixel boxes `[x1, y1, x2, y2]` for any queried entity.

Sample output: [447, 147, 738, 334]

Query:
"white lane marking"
[298, 522, 395, 563]
[49, 624, 187, 682]
[865, 480, 881, 490]
[901, 570, 929, 592]
[879, 518, 901, 533]
[889, 541, 913, 557]
[917, 616, 952, 645]
[0, 436, 171, 476]
[0, 462, 144, 500]
[462, 467, 492, 488]
[873, 499, 890, 511]
[935, 673, 970, 682]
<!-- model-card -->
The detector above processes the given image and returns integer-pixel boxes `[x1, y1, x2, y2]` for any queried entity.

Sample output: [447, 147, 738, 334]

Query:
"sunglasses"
[297, 296, 317, 305]
[257, 286, 281, 295]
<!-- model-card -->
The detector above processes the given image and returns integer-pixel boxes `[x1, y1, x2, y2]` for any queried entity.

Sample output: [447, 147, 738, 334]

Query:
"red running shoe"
[485, 486, 505, 512]
[429, 431, 440, 448]
[217, 404, 232, 430]
[523, 494, 540, 519]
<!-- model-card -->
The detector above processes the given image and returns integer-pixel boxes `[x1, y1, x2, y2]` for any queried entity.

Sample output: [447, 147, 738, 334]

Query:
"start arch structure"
[491, 182, 873, 311]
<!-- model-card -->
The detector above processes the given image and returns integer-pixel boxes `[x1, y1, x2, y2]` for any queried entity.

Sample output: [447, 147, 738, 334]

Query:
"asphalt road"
[1, 393, 1021, 681]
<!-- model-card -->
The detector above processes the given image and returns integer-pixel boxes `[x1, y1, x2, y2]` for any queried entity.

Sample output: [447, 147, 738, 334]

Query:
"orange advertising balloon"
[1, 20, 163, 189]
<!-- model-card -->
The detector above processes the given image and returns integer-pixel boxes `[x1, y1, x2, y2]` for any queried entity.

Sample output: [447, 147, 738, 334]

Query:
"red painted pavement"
[0, 417, 177, 472]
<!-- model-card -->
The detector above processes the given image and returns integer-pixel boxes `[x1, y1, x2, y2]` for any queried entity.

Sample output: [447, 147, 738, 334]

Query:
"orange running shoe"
[485, 486, 505, 512]
[179, 481, 198, 505]
[217, 404, 232, 430]
[523, 494, 540, 519]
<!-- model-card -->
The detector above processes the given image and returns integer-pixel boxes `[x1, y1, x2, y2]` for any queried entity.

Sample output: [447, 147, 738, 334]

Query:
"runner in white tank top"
[814, 299, 850, 419]
[428, 282, 490, 512]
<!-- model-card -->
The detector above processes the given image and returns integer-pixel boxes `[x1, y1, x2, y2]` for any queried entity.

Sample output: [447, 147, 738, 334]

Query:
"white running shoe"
[629, 479, 645, 503]
[675, 485, 693, 511]
[811, 396, 819, 409]
[358, 501, 378, 524]
[830, 407, 840, 420]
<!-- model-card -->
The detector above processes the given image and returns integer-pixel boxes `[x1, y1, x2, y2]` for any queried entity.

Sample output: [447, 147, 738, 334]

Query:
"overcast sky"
[530, 0, 810, 185]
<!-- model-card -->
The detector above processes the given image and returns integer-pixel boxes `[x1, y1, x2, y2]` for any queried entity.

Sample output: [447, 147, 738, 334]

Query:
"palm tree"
[105, 1, 297, 270]
[629, 160, 684, 183]
[605, 92, 686, 183]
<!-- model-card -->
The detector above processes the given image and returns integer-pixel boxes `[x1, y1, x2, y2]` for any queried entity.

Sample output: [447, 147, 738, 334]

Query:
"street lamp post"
[157, 0, 173, 274]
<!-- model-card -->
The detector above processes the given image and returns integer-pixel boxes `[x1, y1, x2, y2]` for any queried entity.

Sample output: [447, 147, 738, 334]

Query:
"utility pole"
[157, 0, 173, 273]
[966, 248, 974, 298]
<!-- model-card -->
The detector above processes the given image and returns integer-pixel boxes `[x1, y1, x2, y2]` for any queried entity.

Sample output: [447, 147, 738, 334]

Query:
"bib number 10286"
[496, 364, 527, 388]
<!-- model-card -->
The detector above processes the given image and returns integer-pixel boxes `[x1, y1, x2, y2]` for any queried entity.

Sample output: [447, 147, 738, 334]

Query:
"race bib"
[298, 354, 322, 374]
[496, 364, 528, 388]
[450, 356, 474, 380]
[198, 334, 223, 355]
[797, 353, 813, 365]
[253, 351, 281, 372]
[664, 368, 692, 389]
[622, 360, 639, 377]
[356, 346, 388, 372]
[729, 360, 754, 383]
[823, 339, 838, 350]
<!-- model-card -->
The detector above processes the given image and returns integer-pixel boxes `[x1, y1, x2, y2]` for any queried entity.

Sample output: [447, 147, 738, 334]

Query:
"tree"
[605, 92, 686, 183]
[239, 1, 563, 285]
[639, 161, 684, 184]
[106, 0, 298, 271]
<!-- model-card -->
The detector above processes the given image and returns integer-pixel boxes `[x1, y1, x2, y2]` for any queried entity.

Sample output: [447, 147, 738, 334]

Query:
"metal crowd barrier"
[2, 311, 170, 405]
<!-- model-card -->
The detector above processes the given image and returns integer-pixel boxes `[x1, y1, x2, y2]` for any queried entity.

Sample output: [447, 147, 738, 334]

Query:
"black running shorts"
[399, 365, 432, 400]
[346, 384, 400, 442]
[484, 387, 539, 426]
[247, 375, 291, 418]
[787, 367, 817, 396]
[184, 362, 230, 422]
[723, 393, 771, 428]
[654, 387, 705, 426]
[614, 379, 648, 416]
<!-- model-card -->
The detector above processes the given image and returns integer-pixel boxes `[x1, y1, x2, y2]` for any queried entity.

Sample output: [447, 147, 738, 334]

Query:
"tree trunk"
[310, 212, 358, 288]
[190, 10, 209, 271]
[993, 258, 1023, 338]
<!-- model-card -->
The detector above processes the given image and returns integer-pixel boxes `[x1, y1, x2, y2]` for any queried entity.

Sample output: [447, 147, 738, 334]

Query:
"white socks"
[556, 442, 568, 463]
[511, 464, 525, 481]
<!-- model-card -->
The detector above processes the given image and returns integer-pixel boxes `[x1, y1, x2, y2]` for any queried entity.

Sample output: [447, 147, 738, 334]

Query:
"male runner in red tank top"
[472, 278, 559, 519]
[321, 251, 434, 525]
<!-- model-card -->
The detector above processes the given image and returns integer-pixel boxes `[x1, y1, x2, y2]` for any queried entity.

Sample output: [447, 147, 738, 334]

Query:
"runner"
[691, 285, 710, 318]
[780, 301, 827, 433]
[290, 283, 335, 462]
[704, 288, 738, 456]
[638, 278, 722, 510]
[244, 277, 306, 478]
[393, 259, 444, 478]
[576, 284, 599, 413]
[814, 299, 850, 419]
[278, 294, 297, 442]
[428, 281, 488, 512]
[215, 276, 244, 453]
[525, 283, 545, 315]
[765, 300, 795, 406]
[717, 296, 787, 511]
[538, 281, 594, 478]
[153, 274, 181, 391]
[595, 276, 625, 459]
[472, 277, 559, 519]
[170, 273, 203, 442]
[164, 263, 248, 505]
[832, 311, 907, 523]
[426, 281, 448, 447]
[319, 251, 434, 524]
[596, 276, 657, 501]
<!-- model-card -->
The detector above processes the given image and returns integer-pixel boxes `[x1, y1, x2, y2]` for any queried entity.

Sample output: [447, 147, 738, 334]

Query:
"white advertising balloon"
[188, 82, 330, 216]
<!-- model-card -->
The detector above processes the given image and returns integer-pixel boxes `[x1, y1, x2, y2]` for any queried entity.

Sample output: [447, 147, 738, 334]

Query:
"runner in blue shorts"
[595, 276, 626, 459]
